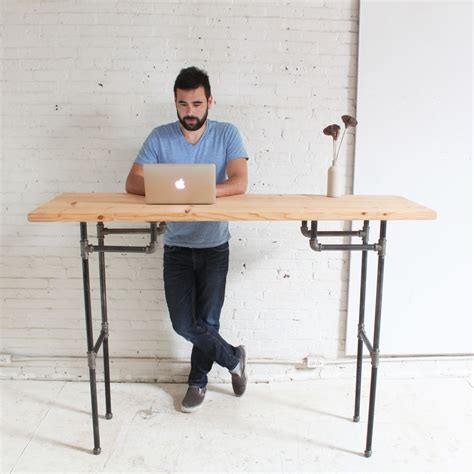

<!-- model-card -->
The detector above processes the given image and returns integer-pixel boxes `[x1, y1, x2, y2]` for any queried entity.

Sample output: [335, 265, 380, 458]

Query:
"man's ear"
[208, 95, 214, 109]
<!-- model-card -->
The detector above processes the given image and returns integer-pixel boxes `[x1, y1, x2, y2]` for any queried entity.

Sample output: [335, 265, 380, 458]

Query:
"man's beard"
[178, 108, 209, 131]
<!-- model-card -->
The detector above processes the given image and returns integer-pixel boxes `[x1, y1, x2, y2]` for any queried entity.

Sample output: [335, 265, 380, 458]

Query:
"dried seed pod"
[323, 124, 341, 141]
[341, 115, 358, 128]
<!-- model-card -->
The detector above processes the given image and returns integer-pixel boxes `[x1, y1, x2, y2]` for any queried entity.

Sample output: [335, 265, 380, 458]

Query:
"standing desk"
[28, 193, 436, 457]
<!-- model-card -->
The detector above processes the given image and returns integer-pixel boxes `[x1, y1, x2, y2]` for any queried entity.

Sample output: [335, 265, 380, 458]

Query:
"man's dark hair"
[174, 66, 211, 99]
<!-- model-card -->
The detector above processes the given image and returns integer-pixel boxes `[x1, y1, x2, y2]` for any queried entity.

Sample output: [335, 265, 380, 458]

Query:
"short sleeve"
[135, 129, 160, 165]
[225, 124, 249, 162]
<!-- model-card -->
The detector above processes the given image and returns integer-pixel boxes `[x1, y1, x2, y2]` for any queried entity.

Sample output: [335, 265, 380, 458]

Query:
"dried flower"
[323, 124, 341, 141]
[341, 115, 358, 128]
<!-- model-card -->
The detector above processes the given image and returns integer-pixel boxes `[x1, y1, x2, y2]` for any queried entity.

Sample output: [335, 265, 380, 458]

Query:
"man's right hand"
[125, 163, 145, 195]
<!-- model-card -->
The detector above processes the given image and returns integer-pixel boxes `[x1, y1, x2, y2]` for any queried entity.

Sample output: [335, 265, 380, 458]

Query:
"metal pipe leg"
[98, 223, 113, 420]
[354, 220, 369, 422]
[364, 221, 387, 458]
[80, 222, 101, 455]
[102, 330, 113, 420]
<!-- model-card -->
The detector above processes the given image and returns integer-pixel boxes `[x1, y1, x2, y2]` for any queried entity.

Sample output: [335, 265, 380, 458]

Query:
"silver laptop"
[143, 163, 216, 204]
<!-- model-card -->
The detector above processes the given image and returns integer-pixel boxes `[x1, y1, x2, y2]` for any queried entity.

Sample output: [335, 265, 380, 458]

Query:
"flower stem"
[335, 128, 347, 164]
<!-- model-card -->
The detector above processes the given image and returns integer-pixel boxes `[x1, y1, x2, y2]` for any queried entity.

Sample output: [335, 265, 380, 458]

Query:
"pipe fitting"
[101, 321, 109, 338]
[87, 351, 96, 370]
[300, 220, 311, 238]
[371, 349, 380, 368]
[80, 240, 93, 259]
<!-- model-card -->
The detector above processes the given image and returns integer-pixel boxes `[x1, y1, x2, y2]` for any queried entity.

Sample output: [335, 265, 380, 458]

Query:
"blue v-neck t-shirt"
[134, 119, 248, 248]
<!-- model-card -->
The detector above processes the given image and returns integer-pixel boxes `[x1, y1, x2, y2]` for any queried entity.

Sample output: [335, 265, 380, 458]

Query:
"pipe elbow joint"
[309, 239, 322, 252]
[300, 221, 311, 238]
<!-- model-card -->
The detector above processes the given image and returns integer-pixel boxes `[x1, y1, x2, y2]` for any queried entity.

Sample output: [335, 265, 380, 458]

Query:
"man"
[125, 66, 248, 413]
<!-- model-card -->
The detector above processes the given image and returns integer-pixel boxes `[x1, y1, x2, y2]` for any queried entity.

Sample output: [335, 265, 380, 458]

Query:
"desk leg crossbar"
[79, 221, 165, 455]
[301, 219, 387, 458]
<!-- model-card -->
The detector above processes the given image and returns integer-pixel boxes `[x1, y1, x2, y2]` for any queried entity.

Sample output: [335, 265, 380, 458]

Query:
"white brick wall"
[1, 0, 361, 381]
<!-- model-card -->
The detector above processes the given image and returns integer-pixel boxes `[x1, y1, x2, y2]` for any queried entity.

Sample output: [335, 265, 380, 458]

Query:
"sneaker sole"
[181, 401, 204, 413]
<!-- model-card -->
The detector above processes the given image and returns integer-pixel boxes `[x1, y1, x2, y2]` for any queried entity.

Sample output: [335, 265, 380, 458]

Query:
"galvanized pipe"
[93, 330, 106, 354]
[300, 220, 310, 237]
[319, 244, 377, 252]
[104, 228, 152, 234]
[97, 221, 113, 421]
[309, 221, 322, 251]
[80, 222, 101, 455]
[79, 220, 164, 453]
[306, 221, 374, 252]
[91, 245, 154, 253]
[354, 220, 370, 423]
[319, 231, 362, 237]
[364, 221, 387, 458]
[300, 220, 362, 238]
[90, 222, 162, 255]
[360, 329, 373, 354]
[101, 222, 166, 235]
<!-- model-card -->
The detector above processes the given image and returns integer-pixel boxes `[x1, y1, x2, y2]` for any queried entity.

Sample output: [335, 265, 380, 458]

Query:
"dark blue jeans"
[163, 242, 240, 388]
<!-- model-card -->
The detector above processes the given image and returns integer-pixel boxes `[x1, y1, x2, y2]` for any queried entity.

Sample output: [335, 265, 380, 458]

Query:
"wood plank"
[27, 193, 437, 222]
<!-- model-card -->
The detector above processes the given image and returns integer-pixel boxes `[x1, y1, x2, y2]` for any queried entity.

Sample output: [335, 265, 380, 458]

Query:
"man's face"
[175, 86, 212, 132]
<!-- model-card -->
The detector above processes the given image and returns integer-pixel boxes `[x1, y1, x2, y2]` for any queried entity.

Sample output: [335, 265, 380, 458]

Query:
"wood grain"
[27, 193, 437, 223]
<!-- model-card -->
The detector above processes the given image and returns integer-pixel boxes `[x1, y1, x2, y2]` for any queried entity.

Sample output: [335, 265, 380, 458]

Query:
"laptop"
[143, 163, 216, 204]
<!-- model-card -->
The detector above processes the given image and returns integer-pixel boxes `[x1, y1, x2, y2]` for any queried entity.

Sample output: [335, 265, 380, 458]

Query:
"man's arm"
[216, 157, 248, 198]
[125, 163, 145, 195]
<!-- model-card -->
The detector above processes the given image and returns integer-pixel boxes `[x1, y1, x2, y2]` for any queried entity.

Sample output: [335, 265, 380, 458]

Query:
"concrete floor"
[1, 376, 472, 473]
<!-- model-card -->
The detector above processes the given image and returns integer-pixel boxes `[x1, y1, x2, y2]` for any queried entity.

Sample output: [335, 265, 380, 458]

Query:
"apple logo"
[175, 178, 185, 190]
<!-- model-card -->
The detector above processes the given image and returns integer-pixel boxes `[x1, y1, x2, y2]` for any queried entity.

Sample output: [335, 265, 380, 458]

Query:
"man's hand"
[125, 163, 145, 195]
[216, 158, 248, 198]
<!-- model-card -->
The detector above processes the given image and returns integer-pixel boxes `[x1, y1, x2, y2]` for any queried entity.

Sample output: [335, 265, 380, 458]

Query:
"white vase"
[327, 165, 344, 197]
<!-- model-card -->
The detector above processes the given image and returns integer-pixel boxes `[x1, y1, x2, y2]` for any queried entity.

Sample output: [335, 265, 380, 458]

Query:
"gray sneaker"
[181, 385, 206, 413]
[231, 345, 247, 397]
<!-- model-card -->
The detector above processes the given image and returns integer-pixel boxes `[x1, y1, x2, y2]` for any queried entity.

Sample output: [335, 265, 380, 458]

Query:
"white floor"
[1, 376, 472, 473]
